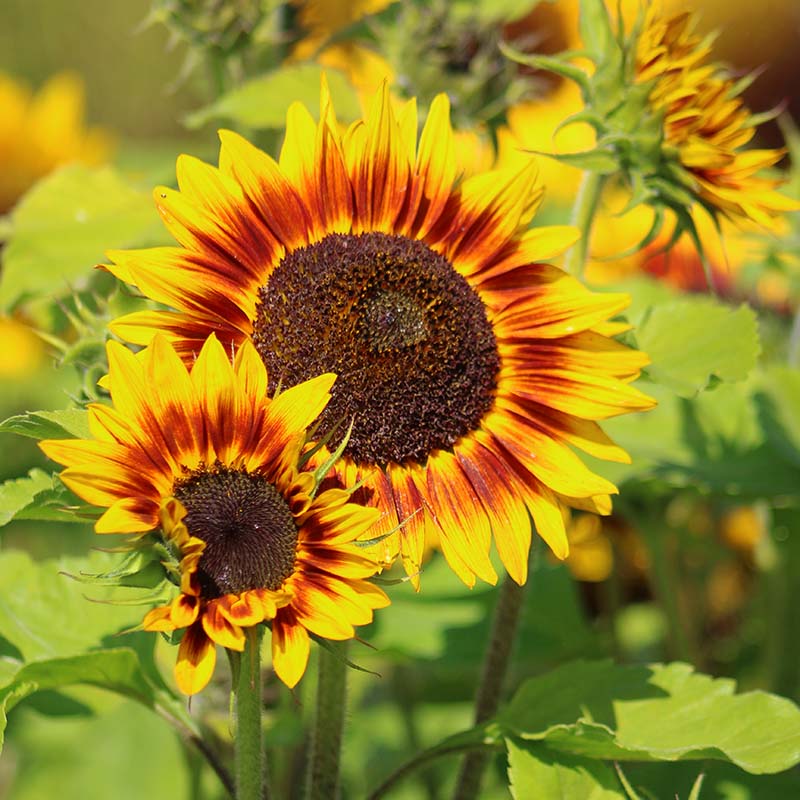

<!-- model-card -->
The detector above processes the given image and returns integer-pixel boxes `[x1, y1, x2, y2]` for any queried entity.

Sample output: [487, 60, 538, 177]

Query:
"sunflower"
[0, 71, 112, 214]
[635, 6, 798, 228]
[104, 81, 655, 589]
[40, 334, 388, 694]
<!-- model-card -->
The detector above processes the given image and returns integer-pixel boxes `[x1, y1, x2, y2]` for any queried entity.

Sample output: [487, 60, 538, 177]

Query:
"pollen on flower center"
[173, 467, 298, 598]
[252, 231, 500, 466]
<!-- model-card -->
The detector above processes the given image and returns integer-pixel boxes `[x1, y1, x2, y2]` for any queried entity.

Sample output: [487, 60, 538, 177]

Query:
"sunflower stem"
[452, 553, 534, 800]
[235, 627, 267, 800]
[565, 171, 606, 278]
[306, 641, 349, 800]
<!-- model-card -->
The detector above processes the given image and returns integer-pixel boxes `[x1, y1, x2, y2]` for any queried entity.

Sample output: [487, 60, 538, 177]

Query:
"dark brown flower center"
[173, 467, 298, 598]
[252, 232, 499, 465]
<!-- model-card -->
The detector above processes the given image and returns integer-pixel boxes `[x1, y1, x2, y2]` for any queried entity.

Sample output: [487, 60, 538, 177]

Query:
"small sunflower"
[104, 81, 655, 589]
[0, 71, 112, 214]
[40, 334, 388, 694]
[635, 6, 797, 228]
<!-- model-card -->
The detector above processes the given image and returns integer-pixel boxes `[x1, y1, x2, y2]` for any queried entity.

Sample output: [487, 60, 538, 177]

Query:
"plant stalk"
[452, 559, 532, 800]
[564, 171, 606, 278]
[235, 627, 266, 800]
[305, 641, 349, 800]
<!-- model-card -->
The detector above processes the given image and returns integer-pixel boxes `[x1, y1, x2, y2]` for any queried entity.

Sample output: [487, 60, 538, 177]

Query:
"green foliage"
[507, 740, 625, 799]
[497, 661, 800, 774]
[0, 165, 163, 310]
[0, 649, 161, 749]
[0, 550, 164, 662]
[0, 469, 54, 527]
[636, 298, 761, 397]
[0, 408, 91, 440]
[185, 64, 362, 129]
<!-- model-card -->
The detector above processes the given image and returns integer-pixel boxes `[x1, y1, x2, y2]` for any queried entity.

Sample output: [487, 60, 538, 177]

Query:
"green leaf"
[0, 550, 165, 662]
[0, 469, 54, 527]
[498, 660, 800, 774]
[185, 64, 361, 130]
[0, 647, 197, 753]
[536, 148, 620, 173]
[636, 298, 761, 396]
[0, 165, 162, 309]
[578, 0, 618, 64]
[755, 366, 800, 469]
[507, 739, 626, 799]
[498, 44, 590, 91]
[0, 408, 91, 440]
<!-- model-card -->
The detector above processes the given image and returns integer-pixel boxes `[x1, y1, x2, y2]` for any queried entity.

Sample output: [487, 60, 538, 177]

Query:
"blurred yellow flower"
[496, 81, 594, 204]
[563, 512, 613, 583]
[0, 316, 44, 378]
[587, 190, 799, 314]
[719, 505, 767, 556]
[0, 72, 112, 214]
[290, 0, 393, 97]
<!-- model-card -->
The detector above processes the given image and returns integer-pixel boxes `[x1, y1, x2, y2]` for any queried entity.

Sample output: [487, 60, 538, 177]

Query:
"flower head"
[103, 80, 654, 589]
[0, 71, 112, 214]
[503, 0, 798, 245]
[635, 6, 797, 229]
[40, 335, 388, 694]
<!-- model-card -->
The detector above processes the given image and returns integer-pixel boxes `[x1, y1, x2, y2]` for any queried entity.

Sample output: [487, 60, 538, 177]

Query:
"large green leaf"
[0, 408, 91, 440]
[636, 298, 760, 396]
[0, 469, 54, 527]
[0, 165, 163, 309]
[498, 660, 800, 774]
[0, 649, 157, 743]
[506, 739, 625, 800]
[185, 64, 361, 130]
[0, 550, 164, 662]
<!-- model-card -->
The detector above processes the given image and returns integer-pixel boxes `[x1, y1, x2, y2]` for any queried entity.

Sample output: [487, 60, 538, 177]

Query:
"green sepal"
[531, 147, 620, 174]
[498, 43, 590, 93]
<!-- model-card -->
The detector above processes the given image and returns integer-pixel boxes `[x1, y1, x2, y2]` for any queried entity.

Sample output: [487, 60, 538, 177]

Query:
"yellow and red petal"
[175, 622, 217, 696]
[271, 608, 311, 689]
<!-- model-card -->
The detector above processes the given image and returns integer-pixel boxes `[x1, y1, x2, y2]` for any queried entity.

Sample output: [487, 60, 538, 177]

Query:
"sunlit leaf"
[0, 550, 165, 662]
[499, 660, 800, 774]
[507, 739, 625, 799]
[0, 165, 162, 309]
[185, 64, 361, 130]
[0, 468, 54, 526]
[636, 298, 760, 396]
[0, 408, 91, 440]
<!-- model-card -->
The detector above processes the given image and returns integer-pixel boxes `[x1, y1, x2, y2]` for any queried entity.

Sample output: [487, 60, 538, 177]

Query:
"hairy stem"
[235, 627, 267, 800]
[564, 171, 606, 278]
[452, 563, 531, 800]
[305, 641, 349, 800]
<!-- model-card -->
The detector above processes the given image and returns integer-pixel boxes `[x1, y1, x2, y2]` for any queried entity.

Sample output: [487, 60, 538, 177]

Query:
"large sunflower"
[635, 6, 797, 228]
[104, 81, 655, 588]
[40, 334, 388, 694]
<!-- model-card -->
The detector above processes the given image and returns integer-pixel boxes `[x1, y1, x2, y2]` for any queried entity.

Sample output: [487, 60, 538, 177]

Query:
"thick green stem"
[306, 641, 349, 800]
[235, 627, 266, 800]
[564, 171, 606, 278]
[452, 567, 530, 800]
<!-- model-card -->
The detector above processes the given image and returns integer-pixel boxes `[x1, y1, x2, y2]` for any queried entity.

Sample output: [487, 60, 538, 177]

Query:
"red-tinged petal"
[385, 462, 426, 586]
[217, 592, 266, 627]
[143, 605, 175, 632]
[454, 434, 532, 585]
[175, 623, 217, 695]
[271, 609, 310, 688]
[202, 602, 246, 651]
[423, 450, 497, 587]
[351, 82, 410, 233]
[170, 593, 200, 628]
[218, 129, 313, 250]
